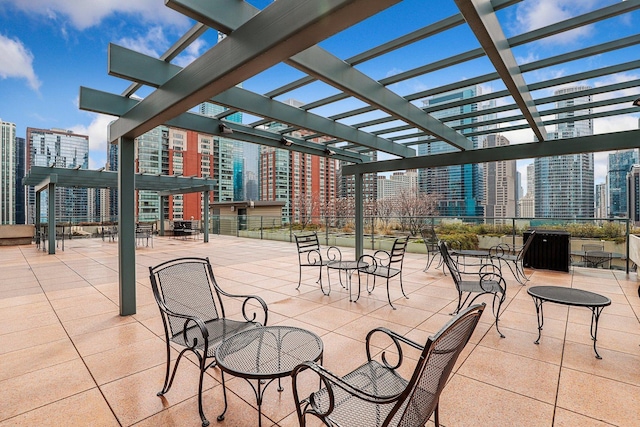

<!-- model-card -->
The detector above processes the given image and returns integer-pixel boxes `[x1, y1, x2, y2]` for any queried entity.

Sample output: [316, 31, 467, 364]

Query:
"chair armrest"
[213, 288, 269, 326]
[357, 254, 377, 274]
[365, 327, 424, 370]
[154, 296, 210, 349]
[373, 249, 391, 267]
[326, 246, 342, 262]
[292, 361, 405, 418]
[300, 248, 324, 266]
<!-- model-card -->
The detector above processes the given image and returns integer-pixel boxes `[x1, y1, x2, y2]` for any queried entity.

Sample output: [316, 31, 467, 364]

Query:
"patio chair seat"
[171, 318, 260, 358]
[293, 304, 485, 427]
[458, 279, 504, 294]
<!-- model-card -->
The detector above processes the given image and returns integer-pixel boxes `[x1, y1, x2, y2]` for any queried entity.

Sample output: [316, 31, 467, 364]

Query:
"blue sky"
[0, 0, 638, 191]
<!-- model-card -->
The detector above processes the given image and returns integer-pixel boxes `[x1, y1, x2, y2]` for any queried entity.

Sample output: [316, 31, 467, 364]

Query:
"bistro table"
[215, 325, 323, 427]
[327, 259, 368, 302]
[527, 286, 611, 359]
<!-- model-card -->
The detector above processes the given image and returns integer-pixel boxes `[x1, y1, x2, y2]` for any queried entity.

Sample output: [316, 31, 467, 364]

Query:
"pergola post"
[203, 190, 209, 243]
[355, 173, 363, 258]
[35, 192, 41, 238]
[159, 195, 165, 236]
[47, 182, 56, 255]
[118, 137, 137, 316]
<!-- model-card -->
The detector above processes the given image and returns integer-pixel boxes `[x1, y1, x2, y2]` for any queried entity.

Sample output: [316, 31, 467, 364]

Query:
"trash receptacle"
[522, 230, 570, 272]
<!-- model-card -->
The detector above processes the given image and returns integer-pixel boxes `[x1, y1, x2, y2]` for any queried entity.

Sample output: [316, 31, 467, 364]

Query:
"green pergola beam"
[108, 0, 401, 142]
[168, 0, 466, 152]
[107, 45, 410, 158]
[343, 129, 640, 175]
[80, 87, 369, 163]
[454, 0, 546, 141]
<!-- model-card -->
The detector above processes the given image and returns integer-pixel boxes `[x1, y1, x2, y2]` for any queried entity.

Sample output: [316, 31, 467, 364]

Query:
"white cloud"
[69, 113, 114, 169]
[514, 0, 599, 45]
[117, 26, 169, 58]
[0, 34, 41, 91]
[172, 38, 209, 68]
[3, 0, 189, 31]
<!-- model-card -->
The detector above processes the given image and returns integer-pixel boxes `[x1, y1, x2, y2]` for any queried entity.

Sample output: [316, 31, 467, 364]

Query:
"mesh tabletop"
[215, 326, 323, 380]
[327, 260, 367, 270]
[527, 286, 611, 307]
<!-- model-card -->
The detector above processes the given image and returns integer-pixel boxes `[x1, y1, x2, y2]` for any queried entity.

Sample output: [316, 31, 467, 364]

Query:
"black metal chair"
[489, 230, 536, 285]
[420, 226, 443, 272]
[149, 257, 268, 427]
[294, 232, 341, 295]
[358, 235, 409, 309]
[440, 241, 506, 337]
[292, 303, 485, 427]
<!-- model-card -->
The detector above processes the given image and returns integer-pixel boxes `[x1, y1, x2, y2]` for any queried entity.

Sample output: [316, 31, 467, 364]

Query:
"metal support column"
[159, 196, 165, 236]
[47, 182, 56, 254]
[118, 137, 136, 316]
[35, 192, 41, 246]
[203, 190, 209, 243]
[355, 173, 363, 258]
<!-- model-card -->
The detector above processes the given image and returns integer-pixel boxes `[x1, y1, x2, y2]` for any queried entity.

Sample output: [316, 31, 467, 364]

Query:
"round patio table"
[327, 260, 368, 302]
[527, 286, 611, 359]
[215, 325, 323, 427]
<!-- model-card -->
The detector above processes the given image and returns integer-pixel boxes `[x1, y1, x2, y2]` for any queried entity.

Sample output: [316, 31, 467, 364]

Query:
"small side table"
[215, 325, 323, 427]
[527, 286, 611, 359]
[327, 260, 368, 302]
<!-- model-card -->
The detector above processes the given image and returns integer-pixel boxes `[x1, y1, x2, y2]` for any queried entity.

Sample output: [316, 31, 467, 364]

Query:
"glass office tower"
[1, 119, 16, 224]
[418, 86, 485, 217]
[26, 127, 89, 223]
[535, 86, 594, 219]
[608, 149, 638, 218]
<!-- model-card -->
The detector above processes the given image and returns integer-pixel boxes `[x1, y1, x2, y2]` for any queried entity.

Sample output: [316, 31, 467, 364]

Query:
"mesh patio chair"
[294, 232, 341, 295]
[489, 230, 536, 285]
[420, 227, 443, 272]
[292, 303, 485, 427]
[358, 235, 409, 309]
[149, 257, 268, 427]
[440, 241, 506, 337]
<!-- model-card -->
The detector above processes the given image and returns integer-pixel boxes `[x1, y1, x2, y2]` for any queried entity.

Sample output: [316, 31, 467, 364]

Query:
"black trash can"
[522, 230, 571, 272]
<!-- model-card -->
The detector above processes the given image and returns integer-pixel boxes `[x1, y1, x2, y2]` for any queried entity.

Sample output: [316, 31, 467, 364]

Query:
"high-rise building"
[418, 86, 486, 217]
[535, 86, 594, 218]
[595, 183, 608, 219]
[377, 170, 418, 200]
[483, 134, 516, 221]
[608, 149, 638, 218]
[518, 163, 535, 218]
[339, 150, 378, 211]
[628, 164, 640, 226]
[107, 143, 118, 222]
[1, 119, 16, 224]
[135, 126, 167, 222]
[26, 127, 89, 223]
[15, 136, 26, 224]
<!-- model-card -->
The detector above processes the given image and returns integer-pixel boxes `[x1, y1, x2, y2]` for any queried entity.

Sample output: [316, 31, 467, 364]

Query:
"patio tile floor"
[0, 235, 639, 426]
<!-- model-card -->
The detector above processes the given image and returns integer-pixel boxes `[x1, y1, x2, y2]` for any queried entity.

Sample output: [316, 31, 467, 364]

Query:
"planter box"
[0, 225, 35, 246]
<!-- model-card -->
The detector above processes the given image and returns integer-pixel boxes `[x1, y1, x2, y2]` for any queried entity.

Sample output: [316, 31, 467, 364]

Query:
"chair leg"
[217, 371, 228, 422]
[399, 273, 408, 299]
[197, 361, 210, 427]
[158, 346, 186, 396]
[296, 265, 303, 290]
[386, 278, 396, 310]
[434, 402, 440, 427]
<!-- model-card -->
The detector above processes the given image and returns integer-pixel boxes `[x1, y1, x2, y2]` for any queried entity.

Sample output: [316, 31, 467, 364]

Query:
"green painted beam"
[343, 129, 640, 175]
[118, 137, 136, 316]
[79, 88, 368, 163]
[108, 0, 401, 141]
[106, 45, 410, 157]
[455, 0, 546, 142]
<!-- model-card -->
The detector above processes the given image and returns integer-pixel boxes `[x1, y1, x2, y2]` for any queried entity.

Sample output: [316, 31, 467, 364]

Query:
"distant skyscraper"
[26, 127, 89, 223]
[628, 164, 640, 225]
[483, 134, 516, 220]
[535, 86, 594, 218]
[418, 86, 487, 217]
[135, 126, 167, 222]
[15, 136, 26, 224]
[595, 183, 608, 219]
[1, 119, 16, 224]
[377, 170, 418, 200]
[608, 149, 638, 218]
[107, 143, 118, 221]
[518, 163, 535, 218]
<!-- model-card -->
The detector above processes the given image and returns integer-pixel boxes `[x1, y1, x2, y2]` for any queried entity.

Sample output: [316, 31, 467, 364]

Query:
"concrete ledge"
[0, 225, 35, 246]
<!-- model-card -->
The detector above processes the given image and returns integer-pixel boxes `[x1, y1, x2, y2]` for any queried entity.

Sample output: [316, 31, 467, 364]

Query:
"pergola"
[78, 0, 640, 315]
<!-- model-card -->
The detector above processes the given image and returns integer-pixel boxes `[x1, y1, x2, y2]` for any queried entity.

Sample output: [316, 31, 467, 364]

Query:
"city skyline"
[1, 1, 638, 188]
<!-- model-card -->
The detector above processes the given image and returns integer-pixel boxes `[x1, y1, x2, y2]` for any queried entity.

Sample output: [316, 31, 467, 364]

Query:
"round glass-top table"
[527, 286, 611, 358]
[215, 325, 323, 427]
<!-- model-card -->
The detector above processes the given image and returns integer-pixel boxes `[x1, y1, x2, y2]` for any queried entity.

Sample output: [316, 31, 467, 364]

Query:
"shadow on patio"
[1, 235, 639, 426]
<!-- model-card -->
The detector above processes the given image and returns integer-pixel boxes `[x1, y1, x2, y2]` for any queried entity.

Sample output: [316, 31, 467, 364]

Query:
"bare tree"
[333, 197, 355, 229]
[293, 193, 320, 230]
[395, 189, 439, 236]
[375, 197, 396, 229]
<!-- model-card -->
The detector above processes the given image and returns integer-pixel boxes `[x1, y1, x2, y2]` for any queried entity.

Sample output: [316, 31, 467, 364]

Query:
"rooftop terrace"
[1, 235, 639, 426]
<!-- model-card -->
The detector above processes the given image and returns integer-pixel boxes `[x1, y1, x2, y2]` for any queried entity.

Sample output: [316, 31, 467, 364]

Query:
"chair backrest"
[389, 236, 409, 266]
[420, 227, 439, 249]
[385, 303, 485, 427]
[439, 241, 462, 287]
[294, 232, 321, 254]
[582, 243, 604, 252]
[149, 257, 223, 339]
[517, 229, 536, 260]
